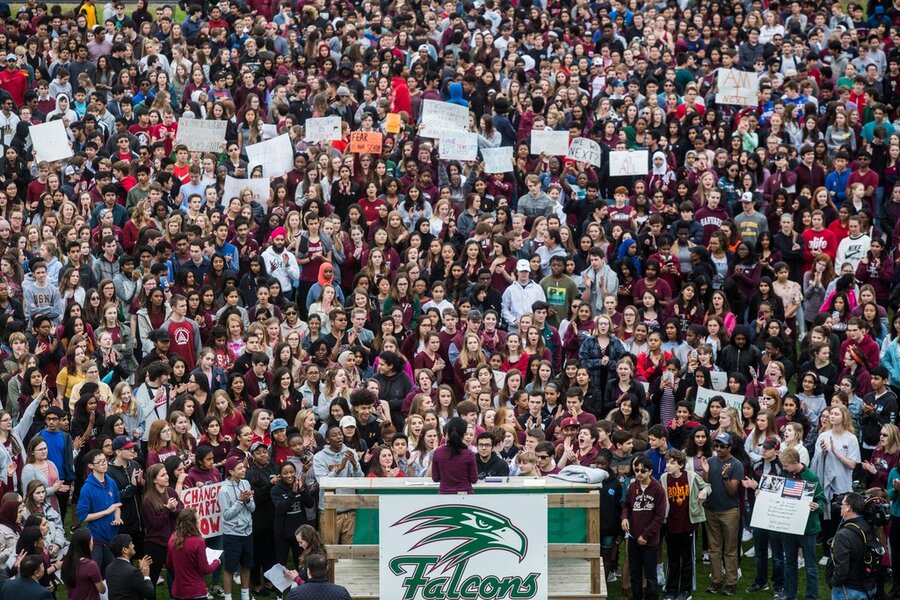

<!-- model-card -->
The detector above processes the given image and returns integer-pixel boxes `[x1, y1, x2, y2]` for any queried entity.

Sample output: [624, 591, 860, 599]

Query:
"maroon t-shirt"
[665, 471, 693, 534]
[71, 558, 102, 600]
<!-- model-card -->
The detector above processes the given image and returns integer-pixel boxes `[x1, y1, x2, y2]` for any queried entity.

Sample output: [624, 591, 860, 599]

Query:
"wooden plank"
[327, 543, 602, 560]
[587, 504, 601, 595]
[321, 490, 600, 510]
[321, 504, 337, 581]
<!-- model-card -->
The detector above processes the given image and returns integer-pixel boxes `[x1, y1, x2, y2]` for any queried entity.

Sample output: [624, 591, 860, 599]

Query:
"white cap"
[516, 259, 530, 272]
[339, 416, 357, 429]
[740, 192, 754, 203]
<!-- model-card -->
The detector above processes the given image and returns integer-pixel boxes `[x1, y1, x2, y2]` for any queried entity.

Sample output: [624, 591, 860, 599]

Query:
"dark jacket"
[373, 370, 413, 429]
[106, 459, 143, 537]
[0, 576, 54, 600]
[106, 557, 155, 600]
[716, 325, 762, 381]
[475, 453, 510, 479]
[270, 478, 315, 535]
[831, 515, 878, 591]
[284, 578, 352, 600]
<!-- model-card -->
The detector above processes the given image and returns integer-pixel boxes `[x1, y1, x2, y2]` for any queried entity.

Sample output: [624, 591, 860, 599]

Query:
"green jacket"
[796, 467, 825, 536]
[660, 469, 712, 525]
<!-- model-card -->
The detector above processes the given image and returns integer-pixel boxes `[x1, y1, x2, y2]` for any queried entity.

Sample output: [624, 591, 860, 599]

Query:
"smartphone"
[159, 275, 169, 289]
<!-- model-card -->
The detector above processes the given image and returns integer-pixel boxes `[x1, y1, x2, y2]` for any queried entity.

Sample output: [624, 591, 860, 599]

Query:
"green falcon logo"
[387, 505, 541, 600]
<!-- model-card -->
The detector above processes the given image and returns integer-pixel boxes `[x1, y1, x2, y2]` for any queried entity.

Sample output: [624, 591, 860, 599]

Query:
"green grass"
[605, 535, 832, 600]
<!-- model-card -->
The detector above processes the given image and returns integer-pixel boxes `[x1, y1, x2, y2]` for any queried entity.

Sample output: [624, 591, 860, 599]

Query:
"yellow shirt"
[56, 370, 85, 405]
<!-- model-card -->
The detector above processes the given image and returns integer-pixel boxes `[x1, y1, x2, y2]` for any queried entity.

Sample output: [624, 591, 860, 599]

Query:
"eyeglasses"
[633, 468, 649, 474]
[92, 458, 108, 466]
[536, 454, 550, 460]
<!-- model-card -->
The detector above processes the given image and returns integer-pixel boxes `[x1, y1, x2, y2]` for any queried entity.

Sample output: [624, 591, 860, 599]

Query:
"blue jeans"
[753, 526, 784, 590]
[781, 532, 817, 600]
[831, 587, 876, 600]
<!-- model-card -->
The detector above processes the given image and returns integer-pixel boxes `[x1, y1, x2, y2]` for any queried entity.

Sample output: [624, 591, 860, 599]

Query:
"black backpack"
[825, 521, 886, 589]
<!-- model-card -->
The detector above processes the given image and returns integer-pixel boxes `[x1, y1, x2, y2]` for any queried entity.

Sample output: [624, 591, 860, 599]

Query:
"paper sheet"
[206, 548, 223, 564]
[264, 563, 296, 592]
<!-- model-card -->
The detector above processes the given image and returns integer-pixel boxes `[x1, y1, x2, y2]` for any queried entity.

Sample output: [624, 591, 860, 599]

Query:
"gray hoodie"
[22, 274, 62, 324]
[218, 478, 255, 536]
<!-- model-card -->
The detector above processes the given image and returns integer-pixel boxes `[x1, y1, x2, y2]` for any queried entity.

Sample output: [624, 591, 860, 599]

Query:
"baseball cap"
[337, 86, 351, 97]
[560, 417, 579, 429]
[516, 259, 530, 272]
[148, 329, 170, 342]
[714, 432, 732, 445]
[224, 456, 243, 472]
[339, 416, 357, 429]
[270, 418, 288, 432]
[740, 192, 754, 203]
[762, 437, 780, 451]
[249, 441, 268, 452]
[112, 436, 137, 451]
[5, 53, 15, 62]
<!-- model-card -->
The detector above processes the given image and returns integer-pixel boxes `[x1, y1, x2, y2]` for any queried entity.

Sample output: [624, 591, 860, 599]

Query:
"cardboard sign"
[715, 68, 759, 106]
[710, 371, 728, 391]
[421, 99, 469, 132]
[245, 133, 294, 178]
[180, 482, 224, 538]
[566, 137, 602, 167]
[608, 150, 649, 176]
[438, 130, 478, 161]
[482, 146, 514, 173]
[693, 386, 745, 418]
[749, 475, 815, 535]
[224, 175, 271, 210]
[386, 113, 402, 134]
[31, 120, 73, 163]
[348, 131, 383, 154]
[530, 129, 570, 156]
[176, 118, 227, 152]
[304, 116, 342, 142]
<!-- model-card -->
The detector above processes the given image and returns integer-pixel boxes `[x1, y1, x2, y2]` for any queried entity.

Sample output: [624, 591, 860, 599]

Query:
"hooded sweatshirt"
[218, 478, 255, 536]
[446, 82, 468, 107]
[45, 93, 77, 123]
[716, 325, 762, 381]
[76, 473, 121, 544]
[22, 273, 62, 324]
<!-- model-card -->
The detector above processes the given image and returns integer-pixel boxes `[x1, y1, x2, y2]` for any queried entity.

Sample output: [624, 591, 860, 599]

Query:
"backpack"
[825, 520, 886, 589]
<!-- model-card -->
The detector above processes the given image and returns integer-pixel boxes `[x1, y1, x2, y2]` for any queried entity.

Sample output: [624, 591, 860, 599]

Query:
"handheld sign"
[438, 130, 478, 161]
[482, 146, 514, 173]
[348, 131, 383, 154]
[31, 121, 73, 163]
[421, 100, 469, 133]
[180, 482, 224, 538]
[567, 137, 602, 167]
[609, 150, 649, 176]
[245, 133, 294, 178]
[715, 68, 759, 106]
[693, 386, 745, 419]
[386, 113, 402, 134]
[303, 116, 342, 142]
[750, 475, 816, 535]
[223, 175, 271, 210]
[530, 129, 570, 156]
[177, 118, 227, 152]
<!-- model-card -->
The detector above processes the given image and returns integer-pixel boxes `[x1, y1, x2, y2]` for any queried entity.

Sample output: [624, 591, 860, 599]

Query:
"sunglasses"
[633, 468, 649, 474]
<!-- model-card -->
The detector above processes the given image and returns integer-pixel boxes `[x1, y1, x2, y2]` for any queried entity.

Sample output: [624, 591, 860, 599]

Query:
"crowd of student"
[1, 0, 900, 598]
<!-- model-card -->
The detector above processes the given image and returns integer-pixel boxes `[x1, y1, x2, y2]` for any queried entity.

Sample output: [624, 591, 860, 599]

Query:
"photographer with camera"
[830, 492, 878, 600]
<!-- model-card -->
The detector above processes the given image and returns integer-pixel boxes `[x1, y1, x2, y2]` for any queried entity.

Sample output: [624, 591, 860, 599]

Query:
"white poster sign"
[421, 99, 469, 132]
[566, 137, 602, 167]
[303, 116, 342, 142]
[438, 130, 478, 161]
[31, 120, 73, 163]
[693, 386, 745, 418]
[177, 118, 227, 152]
[715, 68, 759, 106]
[224, 176, 271, 209]
[380, 495, 548, 600]
[710, 371, 728, 392]
[530, 129, 569, 156]
[245, 134, 294, 178]
[749, 474, 815, 535]
[482, 146, 514, 173]
[180, 482, 224, 538]
[608, 150, 649, 176]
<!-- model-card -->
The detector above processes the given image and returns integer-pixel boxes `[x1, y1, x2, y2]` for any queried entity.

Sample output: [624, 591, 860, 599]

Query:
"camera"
[831, 490, 891, 526]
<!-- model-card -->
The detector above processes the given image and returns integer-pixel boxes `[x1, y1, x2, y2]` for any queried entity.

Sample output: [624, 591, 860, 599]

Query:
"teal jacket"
[886, 466, 900, 517]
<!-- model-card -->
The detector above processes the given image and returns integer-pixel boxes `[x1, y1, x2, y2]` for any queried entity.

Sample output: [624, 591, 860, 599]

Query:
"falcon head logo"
[394, 505, 527, 572]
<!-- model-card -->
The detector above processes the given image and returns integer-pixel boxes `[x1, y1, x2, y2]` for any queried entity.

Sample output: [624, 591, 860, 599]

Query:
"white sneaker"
[702, 552, 710, 564]
[742, 529, 753, 542]
[607, 570, 619, 583]
[745, 547, 756, 558]
[819, 556, 829, 566]
[657, 563, 666, 586]
[798, 557, 805, 569]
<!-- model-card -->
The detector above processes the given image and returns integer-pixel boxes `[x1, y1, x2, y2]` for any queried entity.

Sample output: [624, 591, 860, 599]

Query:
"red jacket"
[166, 535, 219, 599]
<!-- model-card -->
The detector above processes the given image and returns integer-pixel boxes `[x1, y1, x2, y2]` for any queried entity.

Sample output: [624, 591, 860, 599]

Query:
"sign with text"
[348, 131, 383, 154]
[304, 116, 342, 143]
[386, 113, 402, 134]
[438, 130, 478, 161]
[224, 175, 271, 210]
[180, 482, 224, 538]
[530, 129, 569, 156]
[710, 371, 728, 392]
[421, 99, 469, 133]
[380, 495, 548, 600]
[31, 120, 73, 163]
[177, 118, 227, 152]
[608, 150, 649, 176]
[567, 137, 602, 167]
[749, 474, 815, 535]
[693, 386, 745, 419]
[245, 134, 294, 178]
[482, 146, 514, 173]
[715, 68, 759, 106]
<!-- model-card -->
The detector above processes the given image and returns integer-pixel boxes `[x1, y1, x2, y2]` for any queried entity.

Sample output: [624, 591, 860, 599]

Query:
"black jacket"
[0, 576, 53, 600]
[270, 478, 315, 535]
[284, 579, 352, 600]
[831, 516, 877, 591]
[106, 557, 155, 600]
[106, 460, 143, 537]
[476, 453, 510, 479]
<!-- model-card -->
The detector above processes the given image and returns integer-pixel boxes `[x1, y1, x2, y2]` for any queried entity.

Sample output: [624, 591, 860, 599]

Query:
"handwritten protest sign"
[715, 68, 759, 106]
[181, 482, 224, 538]
[31, 121, 73, 163]
[245, 134, 294, 178]
[386, 113, 401, 134]
[304, 116, 342, 142]
[261, 124, 278, 141]
[694, 386, 745, 418]
[177, 118, 227, 152]
[348, 131, 383, 154]
[567, 137, 602, 167]
[224, 175, 271, 210]
[609, 150, 649, 176]
[750, 475, 815, 535]
[482, 146, 514, 173]
[530, 129, 570, 156]
[710, 371, 728, 392]
[438, 130, 478, 161]
[421, 100, 469, 132]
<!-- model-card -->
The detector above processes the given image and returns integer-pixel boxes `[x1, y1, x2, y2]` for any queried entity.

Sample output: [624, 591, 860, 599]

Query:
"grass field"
[603, 534, 833, 600]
